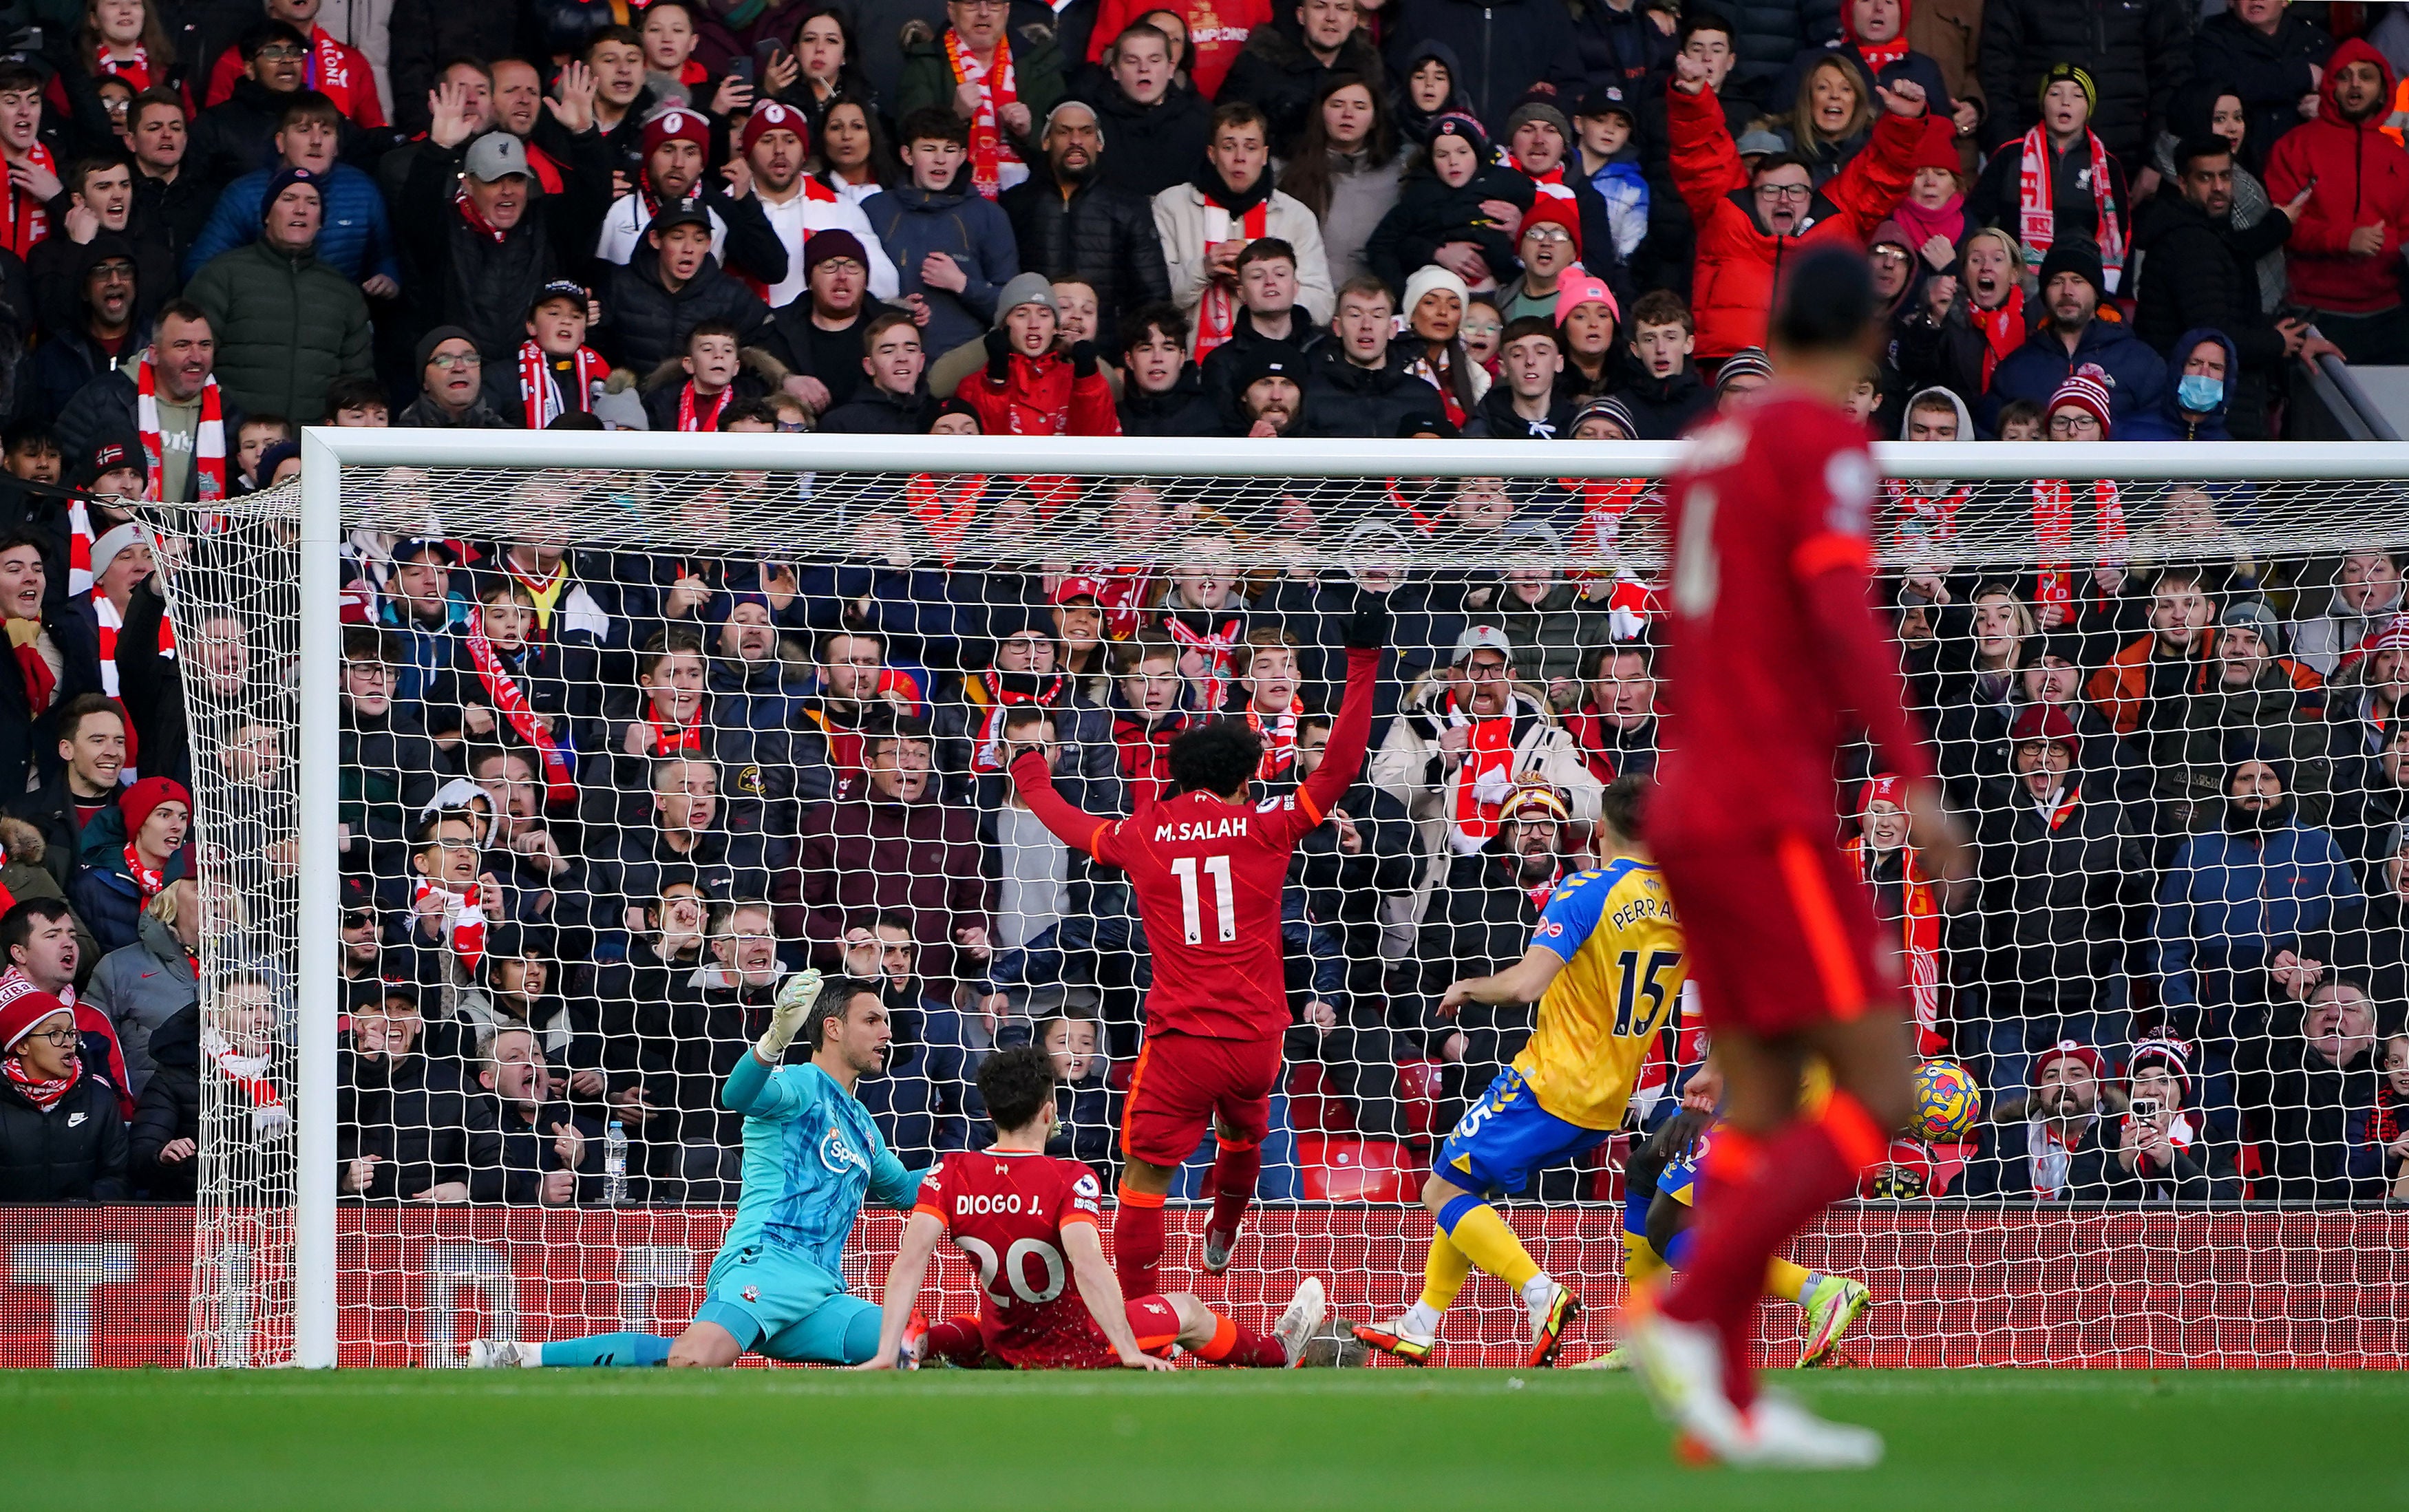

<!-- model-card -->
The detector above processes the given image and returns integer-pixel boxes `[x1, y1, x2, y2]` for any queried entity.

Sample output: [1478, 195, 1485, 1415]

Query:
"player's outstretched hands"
[1343, 584, 1393, 650]
[1120, 1348, 1179, 1372]
[759, 966, 825, 1061]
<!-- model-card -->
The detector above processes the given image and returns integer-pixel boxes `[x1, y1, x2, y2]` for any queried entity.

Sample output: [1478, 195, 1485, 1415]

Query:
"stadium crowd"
[2, 0, 2409, 1209]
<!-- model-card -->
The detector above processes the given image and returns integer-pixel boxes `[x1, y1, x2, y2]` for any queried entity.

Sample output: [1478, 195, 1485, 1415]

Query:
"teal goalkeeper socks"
[540, 1332, 673, 1367]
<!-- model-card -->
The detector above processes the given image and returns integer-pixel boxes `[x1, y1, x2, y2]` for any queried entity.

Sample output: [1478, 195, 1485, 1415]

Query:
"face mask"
[2177, 373, 2223, 412]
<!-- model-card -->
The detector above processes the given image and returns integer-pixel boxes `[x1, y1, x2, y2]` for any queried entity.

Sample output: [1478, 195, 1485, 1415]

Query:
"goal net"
[160, 433, 2409, 1370]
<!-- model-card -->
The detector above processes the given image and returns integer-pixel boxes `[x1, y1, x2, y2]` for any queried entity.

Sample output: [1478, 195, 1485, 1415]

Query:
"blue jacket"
[862, 181, 1019, 358]
[2120, 326, 2238, 441]
[183, 162, 401, 285]
[1978, 315, 2169, 434]
[72, 807, 193, 957]
[2152, 814, 2359, 1010]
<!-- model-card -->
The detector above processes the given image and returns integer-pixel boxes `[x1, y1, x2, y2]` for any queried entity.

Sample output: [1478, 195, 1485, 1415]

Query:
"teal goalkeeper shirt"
[718, 1055, 924, 1275]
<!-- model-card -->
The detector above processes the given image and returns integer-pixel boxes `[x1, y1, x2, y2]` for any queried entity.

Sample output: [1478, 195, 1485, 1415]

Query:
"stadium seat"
[1292, 1135, 1422, 1203]
[1394, 1058, 1440, 1140]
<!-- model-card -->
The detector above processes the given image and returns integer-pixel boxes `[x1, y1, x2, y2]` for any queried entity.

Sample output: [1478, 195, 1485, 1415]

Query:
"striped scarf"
[412, 875, 487, 975]
[2016, 127, 2124, 292]
[2031, 478, 2125, 615]
[96, 45, 152, 90]
[0, 141, 53, 256]
[136, 354, 227, 502]
[516, 341, 608, 428]
[92, 588, 176, 699]
[946, 27, 1019, 199]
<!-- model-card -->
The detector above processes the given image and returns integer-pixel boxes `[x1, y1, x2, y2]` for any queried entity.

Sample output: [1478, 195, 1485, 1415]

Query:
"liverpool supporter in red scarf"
[642, 321, 752, 432]
[1845, 774, 1946, 1056]
[1228, 629, 1305, 780]
[0, 980, 129, 1198]
[959, 626, 1070, 776]
[516, 281, 608, 427]
[0, 63, 59, 258]
[933, 0, 1039, 198]
[1106, 633, 1189, 807]
[203, 0, 383, 127]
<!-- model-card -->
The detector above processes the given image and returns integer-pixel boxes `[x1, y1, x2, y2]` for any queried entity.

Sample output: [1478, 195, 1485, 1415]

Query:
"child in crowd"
[1573, 87, 1648, 264]
[1366, 112, 1534, 293]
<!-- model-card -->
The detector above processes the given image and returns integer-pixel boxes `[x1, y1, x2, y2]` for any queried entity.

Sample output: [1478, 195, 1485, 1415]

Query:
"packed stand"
[3, 0, 2408, 1206]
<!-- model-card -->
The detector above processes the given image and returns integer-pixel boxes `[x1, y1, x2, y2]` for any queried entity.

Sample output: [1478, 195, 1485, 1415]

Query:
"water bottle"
[602, 1121, 628, 1207]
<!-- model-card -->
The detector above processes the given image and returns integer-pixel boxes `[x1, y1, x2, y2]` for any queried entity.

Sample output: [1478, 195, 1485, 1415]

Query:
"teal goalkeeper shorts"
[693, 1242, 882, 1364]
[1436, 1067, 1612, 1197]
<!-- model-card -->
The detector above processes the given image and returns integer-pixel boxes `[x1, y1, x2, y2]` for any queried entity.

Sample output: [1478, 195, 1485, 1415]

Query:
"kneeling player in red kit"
[1007, 588, 1388, 1294]
[1624, 245, 1969, 1468]
[862, 1047, 1338, 1370]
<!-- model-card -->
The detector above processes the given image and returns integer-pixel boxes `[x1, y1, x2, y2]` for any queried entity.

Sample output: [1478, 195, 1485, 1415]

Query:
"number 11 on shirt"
[1169, 854, 1235, 944]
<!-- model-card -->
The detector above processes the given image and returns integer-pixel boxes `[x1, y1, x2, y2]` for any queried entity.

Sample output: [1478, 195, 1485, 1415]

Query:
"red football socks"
[1193, 1312, 1288, 1367]
[1114, 1184, 1166, 1298]
[1659, 1093, 1884, 1408]
[1206, 1137, 1261, 1246]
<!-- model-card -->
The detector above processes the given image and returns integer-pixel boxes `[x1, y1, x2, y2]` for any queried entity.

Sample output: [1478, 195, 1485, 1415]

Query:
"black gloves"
[1069, 340, 1099, 379]
[983, 327, 1011, 382]
[1343, 585, 1392, 651]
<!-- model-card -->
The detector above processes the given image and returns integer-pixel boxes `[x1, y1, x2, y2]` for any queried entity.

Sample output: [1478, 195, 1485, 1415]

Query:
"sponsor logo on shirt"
[819, 1124, 865, 1175]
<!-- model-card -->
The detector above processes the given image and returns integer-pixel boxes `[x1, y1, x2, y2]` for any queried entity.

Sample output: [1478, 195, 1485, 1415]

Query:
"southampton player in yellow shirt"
[1356, 776, 1682, 1368]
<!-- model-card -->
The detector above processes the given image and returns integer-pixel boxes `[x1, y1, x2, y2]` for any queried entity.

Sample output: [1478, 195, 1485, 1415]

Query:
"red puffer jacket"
[1667, 80, 1924, 361]
[957, 348, 1123, 437]
[2263, 39, 2409, 316]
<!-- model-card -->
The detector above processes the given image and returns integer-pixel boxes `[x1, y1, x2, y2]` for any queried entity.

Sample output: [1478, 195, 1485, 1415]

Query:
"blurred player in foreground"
[1583, 1058, 1870, 1370]
[1008, 588, 1389, 1296]
[1626, 245, 1968, 1467]
[1355, 776, 1681, 1368]
[468, 970, 924, 1367]
[862, 1045, 1343, 1370]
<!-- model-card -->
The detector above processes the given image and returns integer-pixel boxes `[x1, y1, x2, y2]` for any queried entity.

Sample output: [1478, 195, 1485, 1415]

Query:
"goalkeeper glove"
[1343, 586, 1392, 651]
[758, 967, 824, 1062]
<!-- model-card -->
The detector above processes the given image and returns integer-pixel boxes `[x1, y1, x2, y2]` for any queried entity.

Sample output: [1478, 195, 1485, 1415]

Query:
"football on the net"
[1913, 1059, 1982, 1141]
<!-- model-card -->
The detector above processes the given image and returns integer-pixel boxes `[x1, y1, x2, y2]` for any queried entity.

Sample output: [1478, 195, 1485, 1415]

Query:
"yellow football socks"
[1622, 1229, 1670, 1289]
[1437, 1197, 1541, 1292]
[1765, 1257, 1816, 1305]
[1419, 1229, 1474, 1313]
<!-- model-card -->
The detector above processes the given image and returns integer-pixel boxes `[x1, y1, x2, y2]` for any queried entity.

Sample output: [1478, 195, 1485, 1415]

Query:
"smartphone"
[2127, 1096, 2161, 1124]
[726, 54, 756, 86]
[754, 40, 786, 83]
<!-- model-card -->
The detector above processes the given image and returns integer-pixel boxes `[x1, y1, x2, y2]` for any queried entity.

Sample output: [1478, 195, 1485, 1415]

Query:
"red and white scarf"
[968, 669, 1065, 773]
[1968, 285, 2025, 387]
[412, 875, 487, 975]
[1, 1054, 72, 1109]
[906, 473, 986, 564]
[675, 380, 730, 433]
[1195, 196, 1271, 356]
[2016, 126, 2124, 293]
[643, 708, 701, 756]
[8, 615, 54, 715]
[1885, 479, 1968, 557]
[463, 606, 577, 807]
[946, 28, 1019, 199]
[1245, 696, 1302, 779]
[137, 354, 227, 502]
[1445, 692, 1518, 851]
[0, 969, 128, 1116]
[457, 189, 508, 244]
[1165, 608, 1244, 711]
[516, 341, 608, 428]
[122, 844, 167, 902]
[203, 1026, 289, 1135]
[2030, 478, 2126, 615]
[0, 141, 54, 256]
[92, 588, 177, 699]
[96, 45, 153, 90]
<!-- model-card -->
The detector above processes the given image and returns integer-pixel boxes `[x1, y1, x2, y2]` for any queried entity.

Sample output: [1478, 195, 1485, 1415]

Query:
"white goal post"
[226, 430, 2409, 1370]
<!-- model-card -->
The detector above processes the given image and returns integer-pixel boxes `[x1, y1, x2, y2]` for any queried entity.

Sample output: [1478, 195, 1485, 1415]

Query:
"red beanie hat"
[2034, 1039, 2105, 1087]
[642, 107, 711, 158]
[740, 99, 809, 158]
[1517, 188, 1582, 257]
[1908, 116, 1962, 175]
[1858, 773, 1907, 813]
[0, 975, 68, 1053]
[2046, 373, 2114, 437]
[119, 775, 191, 836]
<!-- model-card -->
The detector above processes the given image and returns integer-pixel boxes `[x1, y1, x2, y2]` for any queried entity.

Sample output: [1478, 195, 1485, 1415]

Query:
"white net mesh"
[161, 442, 2409, 1370]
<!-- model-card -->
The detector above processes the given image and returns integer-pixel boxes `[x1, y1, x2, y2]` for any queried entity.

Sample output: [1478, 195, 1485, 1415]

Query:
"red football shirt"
[915, 1147, 1112, 1366]
[1652, 387, 1933, 848]
[1012, 646, 1377, 1041]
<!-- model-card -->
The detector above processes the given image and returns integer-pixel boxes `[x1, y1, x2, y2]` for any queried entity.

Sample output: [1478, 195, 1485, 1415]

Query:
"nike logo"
[68, 1111, 87, 1127]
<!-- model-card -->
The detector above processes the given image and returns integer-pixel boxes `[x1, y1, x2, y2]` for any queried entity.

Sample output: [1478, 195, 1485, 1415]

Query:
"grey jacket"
[83, 913, 198, 1098]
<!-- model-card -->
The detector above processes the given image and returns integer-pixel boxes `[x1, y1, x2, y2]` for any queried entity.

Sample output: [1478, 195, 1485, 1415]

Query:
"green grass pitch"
[6, 1369, 2403, 1510]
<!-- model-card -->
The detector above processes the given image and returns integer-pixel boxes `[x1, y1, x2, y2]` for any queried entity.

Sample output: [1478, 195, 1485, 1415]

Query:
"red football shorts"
[1119, 1031, 1282, 1167]
[1657, 830, 1893, 1037]
[988, 1294, 1185, 1369]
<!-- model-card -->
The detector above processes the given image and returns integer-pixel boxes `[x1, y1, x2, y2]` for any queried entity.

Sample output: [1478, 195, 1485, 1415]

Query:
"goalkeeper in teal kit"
[467, 971, 920, 1368]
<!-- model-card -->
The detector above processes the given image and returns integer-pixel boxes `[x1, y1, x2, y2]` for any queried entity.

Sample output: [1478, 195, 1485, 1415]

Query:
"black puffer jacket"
[2192, 8, 2332, 167]
[187, 76, 295, 188]
[388, 0, 527, 134]
[999, 165, 1174, 353]
[1117, 368, 1218, 436]
[1301, 341, 1448, 438]
[1977, 0, 2196, 169]
[597, 245, 772, 375]
[401, 128, 616, 363]
[1726, 0, 1844, 105]
[1218, 21, 1388, 157]
[1380, 0, 1584, 127]
[0, 1065, 129, 1200]
[129, 1003, 200, 1198]
[1081, 83, 1213, 202]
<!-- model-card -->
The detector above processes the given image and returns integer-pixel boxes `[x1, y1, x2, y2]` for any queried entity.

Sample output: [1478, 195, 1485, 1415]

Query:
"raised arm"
[1288, 593, 1390, 831]
[1008, 747, 1116, 860]
[721, 968, 826, 1118]
[860, 1208, 947, 1370]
